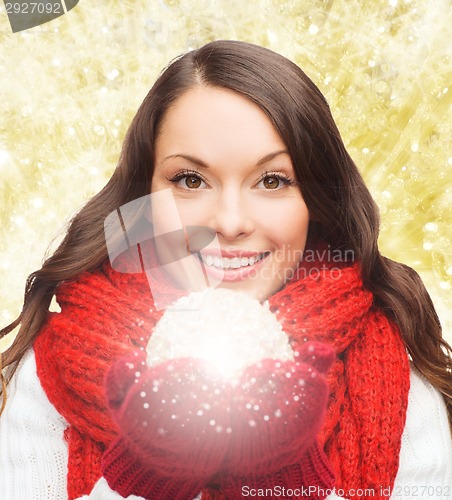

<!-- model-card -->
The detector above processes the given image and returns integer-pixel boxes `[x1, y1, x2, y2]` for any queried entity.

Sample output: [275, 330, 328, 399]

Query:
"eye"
[256, 172, 296, 190]
[167, 170, 208, 190]
[183, 175, 203, 189]
[262, 175, 280, 189]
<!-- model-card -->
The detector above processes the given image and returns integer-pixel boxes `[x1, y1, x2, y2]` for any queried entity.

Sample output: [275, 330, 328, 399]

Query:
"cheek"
[174, 198, 211, 226]
[261, 199, 309, 249]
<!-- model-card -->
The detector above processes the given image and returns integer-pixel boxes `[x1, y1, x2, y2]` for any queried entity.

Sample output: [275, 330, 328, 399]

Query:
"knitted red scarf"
[34, 255, 410, 499]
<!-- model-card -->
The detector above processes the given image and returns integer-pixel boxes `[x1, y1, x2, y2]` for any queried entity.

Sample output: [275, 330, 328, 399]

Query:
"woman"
[1, 40, 451, 500]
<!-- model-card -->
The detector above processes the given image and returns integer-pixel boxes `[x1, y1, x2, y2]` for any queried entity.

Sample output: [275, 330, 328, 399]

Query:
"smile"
[199, 252, 269, 270]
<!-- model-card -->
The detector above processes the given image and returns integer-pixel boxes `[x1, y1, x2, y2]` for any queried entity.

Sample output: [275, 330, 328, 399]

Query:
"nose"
[209, 188, 255, 241]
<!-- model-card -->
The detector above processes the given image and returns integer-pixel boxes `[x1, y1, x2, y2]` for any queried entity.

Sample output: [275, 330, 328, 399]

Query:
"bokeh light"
[1, 0, 451, 349]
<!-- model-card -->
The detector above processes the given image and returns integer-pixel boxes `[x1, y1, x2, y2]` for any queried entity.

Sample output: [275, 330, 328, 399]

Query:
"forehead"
[154, 86, 287, 166]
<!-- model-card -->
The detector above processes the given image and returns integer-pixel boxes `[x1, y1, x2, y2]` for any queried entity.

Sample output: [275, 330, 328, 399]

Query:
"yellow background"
[1, 0, 451, 350]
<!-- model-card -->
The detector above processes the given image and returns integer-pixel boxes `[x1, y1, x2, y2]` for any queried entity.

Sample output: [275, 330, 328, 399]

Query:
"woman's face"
[151, 86, 309, 302]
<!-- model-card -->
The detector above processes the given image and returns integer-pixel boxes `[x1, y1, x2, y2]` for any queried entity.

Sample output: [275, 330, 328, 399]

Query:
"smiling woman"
[0, 40, 451, 500]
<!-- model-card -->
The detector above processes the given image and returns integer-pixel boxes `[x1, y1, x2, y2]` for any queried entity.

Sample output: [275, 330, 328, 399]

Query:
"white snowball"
[146, 288, 293, 379]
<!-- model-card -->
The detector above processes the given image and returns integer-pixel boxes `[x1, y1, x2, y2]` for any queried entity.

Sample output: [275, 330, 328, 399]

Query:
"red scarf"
[34, 256, 410, 499]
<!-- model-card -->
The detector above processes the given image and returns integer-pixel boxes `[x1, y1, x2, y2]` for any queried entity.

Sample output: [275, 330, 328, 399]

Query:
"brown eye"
[168, 170, 207, 190]
[263, 176, 280, 189]
[185, 176, 202, 189]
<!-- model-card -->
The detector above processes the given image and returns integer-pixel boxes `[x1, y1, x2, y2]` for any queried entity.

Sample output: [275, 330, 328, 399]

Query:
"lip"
[197, 251, 270, 283]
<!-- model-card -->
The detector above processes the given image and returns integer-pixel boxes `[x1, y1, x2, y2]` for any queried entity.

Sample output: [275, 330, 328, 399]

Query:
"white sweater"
[1, 349, 451, 500]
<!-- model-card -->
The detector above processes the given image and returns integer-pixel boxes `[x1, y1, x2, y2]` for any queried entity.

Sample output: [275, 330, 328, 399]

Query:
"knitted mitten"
[218, 442, 335, 499]
[102, 350, 232, 499]
[102, 439, 205, 499]
[218, 342, 335, 498]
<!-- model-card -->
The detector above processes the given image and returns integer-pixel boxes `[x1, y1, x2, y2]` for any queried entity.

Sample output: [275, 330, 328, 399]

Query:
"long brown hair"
[1, 40, 451, 419]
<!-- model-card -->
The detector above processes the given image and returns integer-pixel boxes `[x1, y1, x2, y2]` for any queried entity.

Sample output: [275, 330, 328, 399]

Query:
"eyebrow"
[161, 150, 290, 168]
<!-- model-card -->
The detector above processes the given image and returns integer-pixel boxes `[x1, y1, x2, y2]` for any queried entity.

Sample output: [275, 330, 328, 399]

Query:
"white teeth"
[231, 258, 241, 269]
[200, 254, 265, 269]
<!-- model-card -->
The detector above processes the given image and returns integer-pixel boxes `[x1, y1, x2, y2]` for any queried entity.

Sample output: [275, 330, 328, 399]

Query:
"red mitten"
[219, 441, 335, 500]
[102, 350, 233, 499]
[218, 341, 335, 499]
[224, 341, 333, 474]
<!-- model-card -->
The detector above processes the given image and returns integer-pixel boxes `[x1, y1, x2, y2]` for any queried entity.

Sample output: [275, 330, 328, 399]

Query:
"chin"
[216, 280, 280, 303]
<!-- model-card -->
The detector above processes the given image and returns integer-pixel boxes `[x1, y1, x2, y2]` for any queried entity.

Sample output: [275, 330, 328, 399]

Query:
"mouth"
[199, 252, 270, 270]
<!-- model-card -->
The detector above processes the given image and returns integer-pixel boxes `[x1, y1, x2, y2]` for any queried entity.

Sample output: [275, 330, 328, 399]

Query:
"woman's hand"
[223, 341, 334, 476]
[105, 351, 233, 477]
[213, 341, 336, 500]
